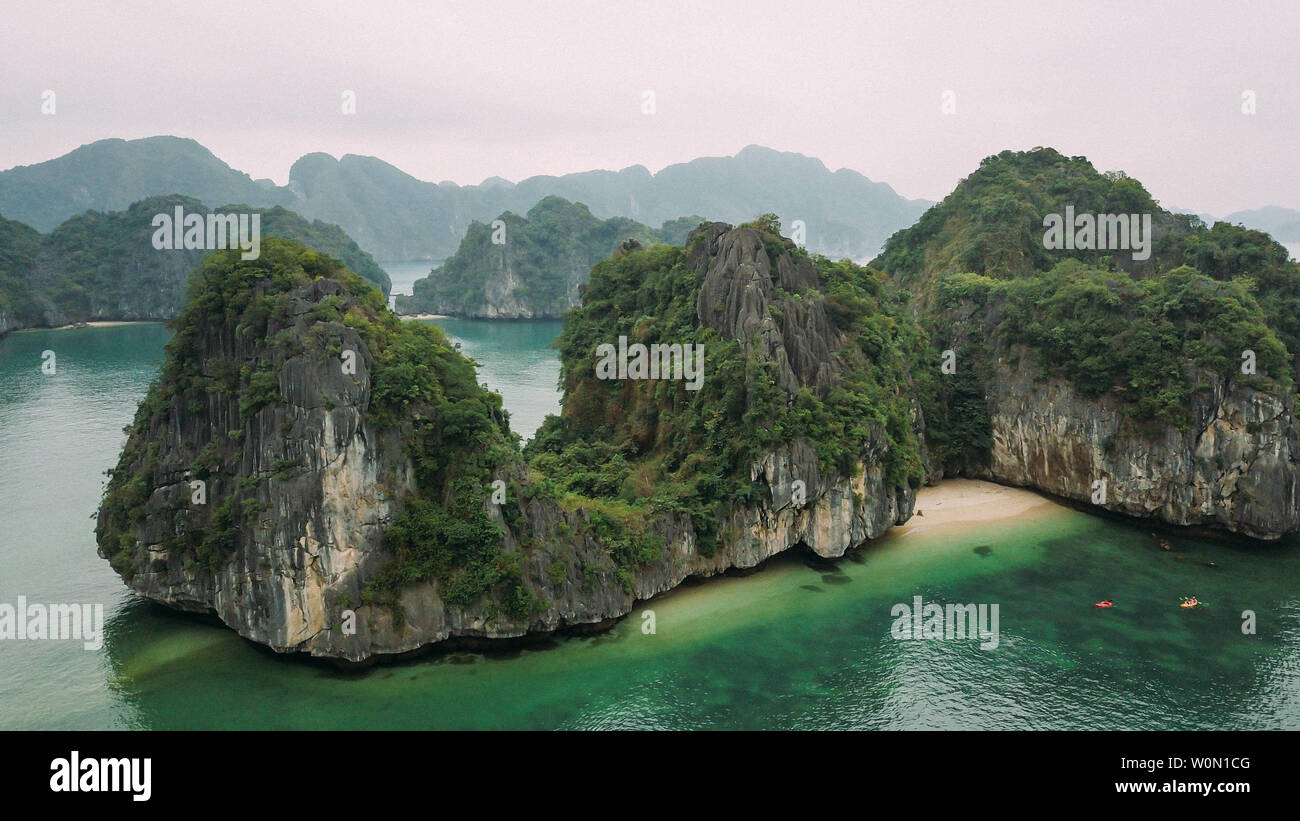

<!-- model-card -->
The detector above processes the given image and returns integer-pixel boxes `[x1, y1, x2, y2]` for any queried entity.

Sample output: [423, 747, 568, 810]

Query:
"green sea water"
[2, 321, 1299, 730]
[428, 317, 563, 443]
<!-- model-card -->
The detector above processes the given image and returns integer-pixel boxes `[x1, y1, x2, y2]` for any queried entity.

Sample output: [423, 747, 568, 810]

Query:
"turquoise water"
[427, 318, 562, 442]
[379, 260, 439, 300]
[1, 322, 1299, 730]
[382, 256, 563, 441]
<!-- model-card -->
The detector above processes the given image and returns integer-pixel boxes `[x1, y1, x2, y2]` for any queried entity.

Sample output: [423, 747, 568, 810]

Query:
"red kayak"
[1095, 600, 1114, 607]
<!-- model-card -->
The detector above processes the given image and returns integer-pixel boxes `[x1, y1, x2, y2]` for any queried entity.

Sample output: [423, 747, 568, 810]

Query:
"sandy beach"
[15, 320, 160, 333]
[888, 478, 1061, 539]
[400, 313, 450, 321]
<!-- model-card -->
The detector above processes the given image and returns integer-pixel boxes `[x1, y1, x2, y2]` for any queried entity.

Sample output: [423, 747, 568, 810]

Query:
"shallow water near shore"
[2, 321, 1298, 730]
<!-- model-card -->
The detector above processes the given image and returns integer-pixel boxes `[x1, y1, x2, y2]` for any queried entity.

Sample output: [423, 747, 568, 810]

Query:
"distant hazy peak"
[477, 176, 515, 189]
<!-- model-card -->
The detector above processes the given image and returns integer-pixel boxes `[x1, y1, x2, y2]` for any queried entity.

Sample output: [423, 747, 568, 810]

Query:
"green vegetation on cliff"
[91, 148, 1300, 657]
[875, 149, 1166, 283]
[0, 215, 44, 326]
[525, 217, 927, 555]
[344, 295, 532, 618]
[397, 196, 701, 318]
[96, 238, 533, 618]
[874, 148, 1300, 463]
[938, 261, 1290, 432]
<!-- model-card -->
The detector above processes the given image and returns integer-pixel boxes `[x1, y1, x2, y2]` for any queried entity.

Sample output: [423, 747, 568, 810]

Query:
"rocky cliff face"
[694, 223, 841, 390]
[322, 459, 907, 663]
[104, 362, 906, 664]
[113, 276, 411, 648]
[0, 311, 20, 336]
[923, 289, 1300, 540]
[408, 250, 586, 319]
[975, 350, 1300, 539]
[689, 223, 915, 547]
[686, 224, 915, 555]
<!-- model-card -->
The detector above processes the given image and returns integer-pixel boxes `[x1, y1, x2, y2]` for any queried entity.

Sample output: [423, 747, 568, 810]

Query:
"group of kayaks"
[1094, 597, 1202, 608]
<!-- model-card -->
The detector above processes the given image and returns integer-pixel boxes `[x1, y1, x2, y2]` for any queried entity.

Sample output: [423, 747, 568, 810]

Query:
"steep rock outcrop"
[976, 350, 1300, 539]
[694, 224, 841, 392]
[688, 224, 913, 553]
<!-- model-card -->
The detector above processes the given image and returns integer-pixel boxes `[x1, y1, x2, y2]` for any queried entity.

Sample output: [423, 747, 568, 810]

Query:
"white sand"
[17, 320, 157, 332]
[890, 478, 1060, 538]
[400, 313, 449, 321]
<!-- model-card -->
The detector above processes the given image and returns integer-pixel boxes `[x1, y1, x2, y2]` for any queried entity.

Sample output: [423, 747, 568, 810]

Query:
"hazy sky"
[2, 1, 1297, 215]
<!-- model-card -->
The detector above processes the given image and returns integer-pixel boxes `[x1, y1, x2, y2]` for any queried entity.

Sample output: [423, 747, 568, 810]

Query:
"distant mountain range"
[3, 137, 1295, 295]
[1221, 206, 1300, 242]
[0, 137, 932, 262]
[0, 138, 287, 233]
[1166, 205, 1300, 244]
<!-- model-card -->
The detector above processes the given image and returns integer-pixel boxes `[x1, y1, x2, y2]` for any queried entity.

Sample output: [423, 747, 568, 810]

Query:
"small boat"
[1095, 600, 1113, 607]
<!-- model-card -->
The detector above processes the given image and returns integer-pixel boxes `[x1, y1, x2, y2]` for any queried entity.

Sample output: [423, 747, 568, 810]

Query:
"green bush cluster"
[936, 260, 1291, 432]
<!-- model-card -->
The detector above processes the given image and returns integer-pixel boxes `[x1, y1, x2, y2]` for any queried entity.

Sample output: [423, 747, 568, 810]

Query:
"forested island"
[396, 196, 700, 318]
[0, 195, 388, 336]
[95, 148, 1300, 662]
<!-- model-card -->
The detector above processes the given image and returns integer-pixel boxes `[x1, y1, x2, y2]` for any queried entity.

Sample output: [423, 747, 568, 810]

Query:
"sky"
[1, 0, 1297, 215]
